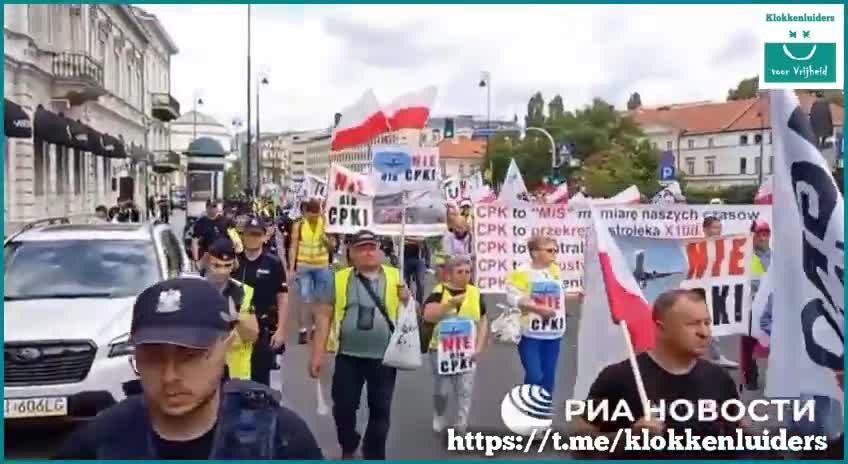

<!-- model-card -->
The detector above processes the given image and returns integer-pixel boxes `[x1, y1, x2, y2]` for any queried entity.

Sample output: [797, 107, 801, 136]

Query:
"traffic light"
[444, 118, 454, 139]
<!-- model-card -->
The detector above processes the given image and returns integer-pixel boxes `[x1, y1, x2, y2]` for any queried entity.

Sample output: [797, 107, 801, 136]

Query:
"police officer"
[234, 216, 289, 387]
[205, 238, 259, 380]
[53, 277, 323, 459]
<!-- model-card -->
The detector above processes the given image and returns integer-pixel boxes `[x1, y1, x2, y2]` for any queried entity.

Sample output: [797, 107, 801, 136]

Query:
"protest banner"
[528, 279, 566, 337]
[372, 145, 439, 193]
[436, 317, 477, 376]
[372, 189, 447, 236]
[474, 202, 771, 294]
[444, 172, 485, 203]
[325, 191, 374, 234]
[304, 174, 327, 198]
[679, 235, 753, 337]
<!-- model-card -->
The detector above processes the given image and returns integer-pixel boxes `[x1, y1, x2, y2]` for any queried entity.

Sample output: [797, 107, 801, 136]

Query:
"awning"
[187, 161, 225, 172]
[34, 105, 71, 146]
[86, 126, 105, 156]
[67, 119, 90, 151]
[100, 133, 126, 159]
[4, 98, 32, 138]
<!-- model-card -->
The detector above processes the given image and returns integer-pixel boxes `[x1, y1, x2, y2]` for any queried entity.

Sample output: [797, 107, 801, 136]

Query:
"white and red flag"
[331, 90, 390, 151]
[383, 86, 438, 130]
[572, 210, 655, 402]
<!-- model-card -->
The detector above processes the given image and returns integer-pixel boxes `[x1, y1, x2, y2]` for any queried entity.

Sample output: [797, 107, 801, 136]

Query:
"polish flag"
[545, 183, 569, 204]
[384, 86, 438, 130]
[572, 213, 655, 402]
[331, 90, 390, 152]
[754, 176, 772, 204]
[594, 210, 656, 352]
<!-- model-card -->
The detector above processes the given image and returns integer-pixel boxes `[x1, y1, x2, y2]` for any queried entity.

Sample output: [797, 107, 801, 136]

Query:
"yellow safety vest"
[506, 263, 561, 327]
[751, 254, 766, 277]
[224, 279, 255, 379]
[428, 283, 481, 351]
[326, 265, 400, 353]
[296, 217, 329, 267]
[227, 227, 244, 254]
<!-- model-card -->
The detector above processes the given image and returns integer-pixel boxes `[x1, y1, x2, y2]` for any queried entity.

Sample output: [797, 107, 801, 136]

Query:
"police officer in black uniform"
[233, 216, 289, 387]
[53, 277, 322, 460]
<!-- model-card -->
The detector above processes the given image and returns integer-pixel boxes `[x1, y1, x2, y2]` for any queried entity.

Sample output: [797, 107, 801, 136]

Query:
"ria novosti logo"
[500, 384, 553, 436]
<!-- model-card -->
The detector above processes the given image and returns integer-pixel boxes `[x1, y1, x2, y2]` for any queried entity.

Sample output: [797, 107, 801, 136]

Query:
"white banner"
[371, 145, 439, 193]
[765, 89, 844, 401]
[473, 202, 771, 294]
[436, 317, 477, 376]
[678, 235, 753, 337]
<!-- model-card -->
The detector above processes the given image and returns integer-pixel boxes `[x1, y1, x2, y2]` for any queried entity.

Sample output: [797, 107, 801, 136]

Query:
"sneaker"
[298, 330, 308, 345]
[715, 355, 739, 369]
[433, 415, 447, 433]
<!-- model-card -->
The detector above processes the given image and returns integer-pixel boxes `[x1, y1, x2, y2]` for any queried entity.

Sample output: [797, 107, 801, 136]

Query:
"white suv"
[3, 219, 190, 421]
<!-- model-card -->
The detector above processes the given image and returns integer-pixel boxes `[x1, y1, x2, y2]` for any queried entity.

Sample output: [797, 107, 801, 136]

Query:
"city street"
[4, 209, 757, 459]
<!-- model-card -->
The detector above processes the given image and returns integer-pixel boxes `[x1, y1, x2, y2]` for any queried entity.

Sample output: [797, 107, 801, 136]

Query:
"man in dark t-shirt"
[574, 289, 743, 459]
[192, 201, 223, 267]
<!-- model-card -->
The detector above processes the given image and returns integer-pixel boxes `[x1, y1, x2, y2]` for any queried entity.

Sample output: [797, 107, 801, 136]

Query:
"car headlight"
[108, 333, 134, 358]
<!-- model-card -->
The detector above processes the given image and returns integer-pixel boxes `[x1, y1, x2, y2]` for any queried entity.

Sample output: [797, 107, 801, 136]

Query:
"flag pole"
[619, 320, 651, 420]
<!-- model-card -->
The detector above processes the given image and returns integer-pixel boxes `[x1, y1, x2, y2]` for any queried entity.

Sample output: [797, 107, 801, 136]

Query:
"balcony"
[151, 93, 180, 122]
[152, 150, 181, 174]
[51, 52, 105, 105]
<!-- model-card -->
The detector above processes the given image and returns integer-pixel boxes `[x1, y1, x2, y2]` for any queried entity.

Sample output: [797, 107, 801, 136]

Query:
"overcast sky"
[141, 3, 839, 134]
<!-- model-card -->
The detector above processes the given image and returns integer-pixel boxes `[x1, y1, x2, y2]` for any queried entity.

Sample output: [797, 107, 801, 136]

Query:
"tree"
[727, 76, 759, 100]
[578, 138, 661, 198]
[525, 92, 545, 128]
[224, 162, 241, 198]
[626, 92, 642, 110]
[802, 89, 844, 107]
[547, 95, 564, 123]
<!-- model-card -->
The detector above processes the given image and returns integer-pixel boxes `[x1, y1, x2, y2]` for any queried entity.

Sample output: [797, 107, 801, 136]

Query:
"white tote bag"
[490, 304, 522, 345]
[382, 299, 422, 370]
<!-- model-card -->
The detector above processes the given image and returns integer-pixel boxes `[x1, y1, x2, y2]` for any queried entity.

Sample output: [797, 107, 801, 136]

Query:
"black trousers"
[250, 321, 273, 386]
[331, 354, 397, 459]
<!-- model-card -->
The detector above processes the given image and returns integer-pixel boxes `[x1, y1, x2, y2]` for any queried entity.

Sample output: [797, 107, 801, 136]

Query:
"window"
[4, 240, 160, 299]
[687, 139, 695, 149]
[769, 132, 773, 144]
[706, 157, 716, 175]
[754, 156, 761, 174]
[708, 138, 714, 148]
[666, 140, 673, 150]
[740, 157, 747, 174]
[440, 160, 447, 177]
[754, 134, 763, 144]
[459, 164, 465, 176]
[685, 157, 695, 175]
[113, 47, 121, 94]
[740, 135, 749, 145]
[769, 156, 774, 173]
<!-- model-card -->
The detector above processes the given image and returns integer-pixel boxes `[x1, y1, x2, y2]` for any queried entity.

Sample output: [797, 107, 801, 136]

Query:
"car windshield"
[4, 239, 160, 300]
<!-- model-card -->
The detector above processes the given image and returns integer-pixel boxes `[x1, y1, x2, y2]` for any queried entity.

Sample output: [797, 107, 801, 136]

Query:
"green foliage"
[682, 184, 759, 204]
[484, 93, 662, 194]
[727, 76, 759, 100]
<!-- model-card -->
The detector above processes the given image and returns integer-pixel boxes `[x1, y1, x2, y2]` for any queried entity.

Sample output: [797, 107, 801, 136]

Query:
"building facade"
[437, 137, 486, 179]
[4, 4, 179, 229]
[170, 110, 232, 187]
[258, 133, 288, 186]
[632, 94, 843, 188]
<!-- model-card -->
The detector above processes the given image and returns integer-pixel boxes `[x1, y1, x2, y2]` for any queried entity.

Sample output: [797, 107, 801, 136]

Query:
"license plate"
[4, 397, 68, 419]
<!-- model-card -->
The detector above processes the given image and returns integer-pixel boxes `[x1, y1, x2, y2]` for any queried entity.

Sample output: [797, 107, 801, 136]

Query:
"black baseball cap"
[207, 238, 236, 261]
[129, 277, 234, 349]
[243, 215, 265, 231]
[348, 229, 379, 247]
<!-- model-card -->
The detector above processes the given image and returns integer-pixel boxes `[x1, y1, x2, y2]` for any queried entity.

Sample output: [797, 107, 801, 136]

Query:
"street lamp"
[256, 74, 269, 194]
[479, 71, 492, 187]
[192, 96, 204, 141]
[246, 4, 253, 195]
[526, 126, 557, 176]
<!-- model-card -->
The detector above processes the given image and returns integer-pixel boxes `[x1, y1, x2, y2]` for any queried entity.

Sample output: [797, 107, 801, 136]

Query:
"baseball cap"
[129, 277, 234, 348]
[348, 229, 379, 247]
[752, 219, 771, 233]
[207, 238, 236, 261]
[242, 215, 265, 231]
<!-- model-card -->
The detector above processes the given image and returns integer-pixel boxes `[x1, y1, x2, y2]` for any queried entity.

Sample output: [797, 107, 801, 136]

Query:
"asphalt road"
[4, 210, 760, 459]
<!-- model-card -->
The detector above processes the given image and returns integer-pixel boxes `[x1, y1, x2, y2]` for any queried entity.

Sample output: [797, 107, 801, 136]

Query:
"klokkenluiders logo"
[760, 10, 843, 89]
